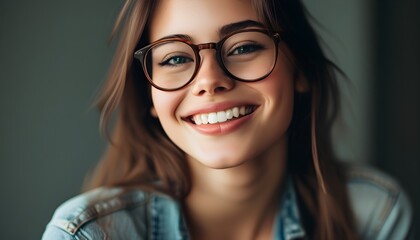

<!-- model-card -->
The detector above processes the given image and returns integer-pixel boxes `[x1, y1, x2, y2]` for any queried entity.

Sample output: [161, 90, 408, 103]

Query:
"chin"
[188, 152, 251, 170]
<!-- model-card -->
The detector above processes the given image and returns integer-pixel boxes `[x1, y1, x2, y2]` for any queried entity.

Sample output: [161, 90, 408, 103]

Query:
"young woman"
[42, 0, 412, 239]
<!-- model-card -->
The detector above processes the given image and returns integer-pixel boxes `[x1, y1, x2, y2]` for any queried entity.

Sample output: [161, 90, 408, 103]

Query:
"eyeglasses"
[134, 29, 281, 91]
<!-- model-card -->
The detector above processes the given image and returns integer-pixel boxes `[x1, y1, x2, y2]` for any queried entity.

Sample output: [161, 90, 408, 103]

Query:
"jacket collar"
[273, 176, 306, 240]
[150, 177, 306, 240]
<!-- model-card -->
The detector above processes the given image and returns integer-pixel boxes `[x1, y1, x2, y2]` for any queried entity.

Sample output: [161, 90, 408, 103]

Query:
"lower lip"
[187, 113, 254, 135]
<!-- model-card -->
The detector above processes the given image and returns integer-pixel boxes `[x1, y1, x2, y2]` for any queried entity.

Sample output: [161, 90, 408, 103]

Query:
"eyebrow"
[155, 20, 265, 42]
[219, 20, 265, 36]
[157, 34, 193, 42]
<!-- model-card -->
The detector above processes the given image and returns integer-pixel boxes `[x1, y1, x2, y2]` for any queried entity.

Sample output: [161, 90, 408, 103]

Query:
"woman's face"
[149, 0, 296, 169]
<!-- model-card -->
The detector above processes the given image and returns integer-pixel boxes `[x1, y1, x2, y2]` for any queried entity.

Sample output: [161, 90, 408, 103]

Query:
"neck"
[184, 138, 288, 240]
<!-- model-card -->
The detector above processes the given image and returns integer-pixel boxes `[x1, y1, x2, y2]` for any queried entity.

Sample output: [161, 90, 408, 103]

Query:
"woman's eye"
[159, 56, 193, 66]
[228, 44, 265, 56]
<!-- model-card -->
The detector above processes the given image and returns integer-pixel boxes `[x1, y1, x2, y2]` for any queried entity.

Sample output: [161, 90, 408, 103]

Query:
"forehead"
[149, 0, 258, 42]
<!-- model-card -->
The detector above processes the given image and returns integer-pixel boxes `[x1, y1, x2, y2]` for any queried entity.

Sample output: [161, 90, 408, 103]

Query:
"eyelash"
[227, 43, 266, 56]
[159, 55, 194, 67]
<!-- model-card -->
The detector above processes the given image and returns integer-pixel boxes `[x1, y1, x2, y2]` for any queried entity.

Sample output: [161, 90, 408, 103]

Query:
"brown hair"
[86, 0, 358, 239]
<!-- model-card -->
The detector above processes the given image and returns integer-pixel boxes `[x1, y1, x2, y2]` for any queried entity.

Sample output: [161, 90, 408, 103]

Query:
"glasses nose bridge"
[196, 42, 217, 51]
[195, 42, 219, 67]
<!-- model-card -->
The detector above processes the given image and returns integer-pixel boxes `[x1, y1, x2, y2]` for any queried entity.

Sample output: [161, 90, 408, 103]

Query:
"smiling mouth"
[185, 105, 258, 125]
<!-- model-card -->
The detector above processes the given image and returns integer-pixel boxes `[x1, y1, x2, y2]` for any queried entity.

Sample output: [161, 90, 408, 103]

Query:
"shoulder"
[42, 187, 183, 240]
[345, 164, 413, 240]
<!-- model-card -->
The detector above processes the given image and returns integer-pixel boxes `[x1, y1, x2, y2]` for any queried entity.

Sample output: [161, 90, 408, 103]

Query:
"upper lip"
[181, 101, 260, 119]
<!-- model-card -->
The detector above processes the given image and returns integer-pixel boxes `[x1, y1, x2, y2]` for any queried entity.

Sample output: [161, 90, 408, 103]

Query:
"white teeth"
[191, 106, 254, 125]
[226, 109, 233, 119]
[201, 114, 208, 124]
[232, 107, 239, 118]
[239, 106, 245, 115]
[208, 113, 218, 124]
[194, 115, 202, 125]
[217, 111, 227, 123]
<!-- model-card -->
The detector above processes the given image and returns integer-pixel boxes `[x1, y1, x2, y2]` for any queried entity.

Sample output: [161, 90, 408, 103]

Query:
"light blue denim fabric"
[42, 165, 412, 240]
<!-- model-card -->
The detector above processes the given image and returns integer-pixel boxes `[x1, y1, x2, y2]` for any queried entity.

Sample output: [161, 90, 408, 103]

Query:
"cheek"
[151, 89, 184, 123]
[259, 51, 296, 128]
[260, 53, 295, 105]
[151, 91, 172, 118]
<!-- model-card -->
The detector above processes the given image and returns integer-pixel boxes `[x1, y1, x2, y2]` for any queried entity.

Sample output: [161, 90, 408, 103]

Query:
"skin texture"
[148, 0, 302, 239]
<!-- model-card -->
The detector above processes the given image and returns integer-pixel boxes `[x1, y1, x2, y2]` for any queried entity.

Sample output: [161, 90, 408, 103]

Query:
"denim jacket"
[42, 165, 412, 240]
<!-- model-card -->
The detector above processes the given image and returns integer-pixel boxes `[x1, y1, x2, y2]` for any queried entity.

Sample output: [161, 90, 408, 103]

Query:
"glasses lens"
[144, 41, 196, 90]
[221, 31, 276, 81]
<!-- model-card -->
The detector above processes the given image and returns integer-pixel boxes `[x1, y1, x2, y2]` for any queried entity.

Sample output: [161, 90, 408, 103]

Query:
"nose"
[191, 51, 234, 96]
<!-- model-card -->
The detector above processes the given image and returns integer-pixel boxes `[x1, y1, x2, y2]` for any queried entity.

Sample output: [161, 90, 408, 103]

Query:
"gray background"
[0, 0, 418, 239]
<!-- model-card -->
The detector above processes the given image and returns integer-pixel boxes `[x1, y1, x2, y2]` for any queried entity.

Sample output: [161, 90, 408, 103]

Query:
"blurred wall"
[373, 0, 420, 236]
[303, 0, 374, 163]
[0, 1, 118, 239]
[0, 0, 417, 239]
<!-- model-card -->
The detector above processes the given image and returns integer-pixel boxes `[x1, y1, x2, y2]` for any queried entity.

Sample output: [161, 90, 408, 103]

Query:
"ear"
[294, 71, 310, 93]
[150, 106, 158, 118]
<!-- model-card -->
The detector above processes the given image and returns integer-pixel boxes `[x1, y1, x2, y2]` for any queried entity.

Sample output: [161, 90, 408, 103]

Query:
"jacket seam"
[347, 168, 400, 195]
[53, 191, 149, 235]
[373, 191, 399, 237]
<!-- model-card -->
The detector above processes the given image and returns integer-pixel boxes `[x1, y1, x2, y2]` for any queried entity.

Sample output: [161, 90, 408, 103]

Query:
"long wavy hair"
[86, 0, 359, 239]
